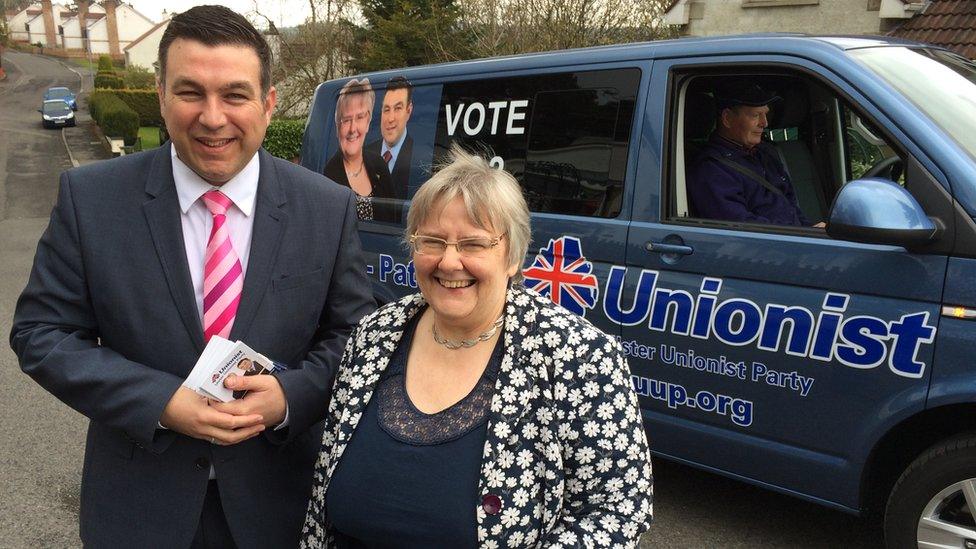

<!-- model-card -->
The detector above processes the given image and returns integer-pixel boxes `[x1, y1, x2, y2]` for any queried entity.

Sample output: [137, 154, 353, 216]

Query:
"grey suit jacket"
[10, 145, 375, 548]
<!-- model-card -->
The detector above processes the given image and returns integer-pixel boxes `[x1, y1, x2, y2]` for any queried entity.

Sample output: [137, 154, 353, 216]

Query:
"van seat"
[769, 90, 828, 221]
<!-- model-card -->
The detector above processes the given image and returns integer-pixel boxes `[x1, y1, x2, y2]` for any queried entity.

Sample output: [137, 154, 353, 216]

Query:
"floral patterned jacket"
[301, 286, 653, 548]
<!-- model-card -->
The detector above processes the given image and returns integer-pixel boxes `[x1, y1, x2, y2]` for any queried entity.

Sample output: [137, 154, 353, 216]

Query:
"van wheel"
[884, 435, 976, 549]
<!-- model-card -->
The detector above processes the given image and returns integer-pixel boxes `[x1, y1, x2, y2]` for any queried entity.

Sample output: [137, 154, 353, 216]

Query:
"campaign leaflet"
[182, 336, 274, 402]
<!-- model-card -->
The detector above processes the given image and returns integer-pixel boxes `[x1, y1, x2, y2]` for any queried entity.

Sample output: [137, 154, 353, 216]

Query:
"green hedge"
[94, 72, 124, 89]
[111, 89, 162, 126]
[97, 55, 114, 71]
[88, 91, 139, 145]
[88, 90, 118, 122]
[263, 119, 305, 160]
[122, 66, 156, 90]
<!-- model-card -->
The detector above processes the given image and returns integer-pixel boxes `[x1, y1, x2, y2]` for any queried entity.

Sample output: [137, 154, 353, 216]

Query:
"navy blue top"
[326, 312, 503, 548]
[687, 134, 809, 226]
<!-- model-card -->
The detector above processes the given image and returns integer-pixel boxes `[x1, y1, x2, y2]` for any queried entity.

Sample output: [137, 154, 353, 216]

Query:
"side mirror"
[827, 178, 940, 249]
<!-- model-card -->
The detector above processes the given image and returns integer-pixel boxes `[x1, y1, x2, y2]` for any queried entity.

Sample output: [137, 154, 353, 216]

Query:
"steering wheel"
[862, 155, 904, 182]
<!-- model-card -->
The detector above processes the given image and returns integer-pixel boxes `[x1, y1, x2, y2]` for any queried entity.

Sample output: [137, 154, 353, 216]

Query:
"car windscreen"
[47, 88, 71, 99]
[851, 46, 976, 161]
[43, 101, 71, 115]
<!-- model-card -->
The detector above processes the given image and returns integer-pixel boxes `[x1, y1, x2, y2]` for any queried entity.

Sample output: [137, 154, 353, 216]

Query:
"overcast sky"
[127, 0, 313, 29]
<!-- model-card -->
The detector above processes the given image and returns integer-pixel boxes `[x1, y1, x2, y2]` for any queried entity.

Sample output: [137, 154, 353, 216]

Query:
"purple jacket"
[687, 135, 808, 226]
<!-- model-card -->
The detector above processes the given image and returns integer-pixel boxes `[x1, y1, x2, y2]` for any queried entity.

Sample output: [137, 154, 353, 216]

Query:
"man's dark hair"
[158, 5, 273, 96]
[386, 76, 413, 104]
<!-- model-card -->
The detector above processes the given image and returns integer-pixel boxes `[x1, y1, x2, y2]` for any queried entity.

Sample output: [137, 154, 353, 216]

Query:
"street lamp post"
[84, 30, 93, 91]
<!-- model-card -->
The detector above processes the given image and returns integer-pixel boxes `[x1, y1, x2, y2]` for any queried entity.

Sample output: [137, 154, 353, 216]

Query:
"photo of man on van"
[368, 76, 414, 197]
[686, 79, 824, 227]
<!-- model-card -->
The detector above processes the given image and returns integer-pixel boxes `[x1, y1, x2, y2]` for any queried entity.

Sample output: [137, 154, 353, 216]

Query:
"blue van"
[300, 34, 976, 547]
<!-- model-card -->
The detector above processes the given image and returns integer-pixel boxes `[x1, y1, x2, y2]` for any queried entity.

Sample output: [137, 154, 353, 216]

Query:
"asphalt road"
[0, 50, 107, 548]
[0, 50, 886, 548]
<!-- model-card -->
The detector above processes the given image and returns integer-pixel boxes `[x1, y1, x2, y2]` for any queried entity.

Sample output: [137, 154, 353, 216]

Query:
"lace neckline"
[375, 310, 502, 445]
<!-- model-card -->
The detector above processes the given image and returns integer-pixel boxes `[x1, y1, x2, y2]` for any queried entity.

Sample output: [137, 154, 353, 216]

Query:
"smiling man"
[10, 5, 373, 548]
[367, 75, 414, 196]
[687, 80, 815, 226]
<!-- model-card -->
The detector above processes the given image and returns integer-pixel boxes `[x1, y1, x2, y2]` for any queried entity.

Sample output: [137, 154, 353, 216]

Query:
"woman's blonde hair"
[406, 145, 531, 282]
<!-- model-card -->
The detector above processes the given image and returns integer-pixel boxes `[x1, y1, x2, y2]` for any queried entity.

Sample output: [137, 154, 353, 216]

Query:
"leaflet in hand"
[183, 336, 274, 402]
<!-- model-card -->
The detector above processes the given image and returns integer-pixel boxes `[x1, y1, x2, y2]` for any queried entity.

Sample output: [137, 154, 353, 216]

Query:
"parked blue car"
[43, 86, 77, 111]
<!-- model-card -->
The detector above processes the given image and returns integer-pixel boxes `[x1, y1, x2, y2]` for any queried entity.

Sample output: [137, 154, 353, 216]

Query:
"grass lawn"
[69, 58, 99, 72]
[138, 127, 161, 150]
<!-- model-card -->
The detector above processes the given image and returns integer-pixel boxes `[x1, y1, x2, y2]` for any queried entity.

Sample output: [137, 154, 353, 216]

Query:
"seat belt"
[706, 153, 787, 199]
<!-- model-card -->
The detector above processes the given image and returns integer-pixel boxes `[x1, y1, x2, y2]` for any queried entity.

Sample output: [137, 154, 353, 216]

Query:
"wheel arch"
[860, 403, 976, 518]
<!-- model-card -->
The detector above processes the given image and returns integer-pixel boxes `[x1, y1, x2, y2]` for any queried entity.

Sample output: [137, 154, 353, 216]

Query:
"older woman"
[302, 147, 653, 548]
[323, 78, 398, 222]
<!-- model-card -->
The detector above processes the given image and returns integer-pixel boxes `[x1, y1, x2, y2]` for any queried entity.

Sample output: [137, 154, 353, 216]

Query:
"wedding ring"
[210, 437, 216, 445]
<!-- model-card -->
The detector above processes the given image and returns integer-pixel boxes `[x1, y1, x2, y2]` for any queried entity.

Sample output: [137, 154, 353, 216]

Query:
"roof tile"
[890, 0, 976, 58]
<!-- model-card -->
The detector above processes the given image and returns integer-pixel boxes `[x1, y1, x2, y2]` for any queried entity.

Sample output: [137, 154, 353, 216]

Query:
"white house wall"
[87, 5, 154, 54]
[125, 21, 169, 70]
[7, 5, 40, 43]
[673, 0, 887, 36]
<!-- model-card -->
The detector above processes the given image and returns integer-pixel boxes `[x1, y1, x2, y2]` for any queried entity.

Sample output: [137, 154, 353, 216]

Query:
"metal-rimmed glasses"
[409, 233, 505, 257]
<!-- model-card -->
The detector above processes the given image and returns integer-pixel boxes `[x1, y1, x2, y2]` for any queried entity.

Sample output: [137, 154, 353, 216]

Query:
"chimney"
[41, 0, 57, 48]
[104, 0, 121, 57]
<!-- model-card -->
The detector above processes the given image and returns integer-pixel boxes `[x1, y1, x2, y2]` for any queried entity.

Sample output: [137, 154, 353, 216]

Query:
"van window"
[671, 70, 906, 228]
[434, 69, 640, 218]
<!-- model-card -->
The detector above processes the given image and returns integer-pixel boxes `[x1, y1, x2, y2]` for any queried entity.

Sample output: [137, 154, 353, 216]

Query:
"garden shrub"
[88, 91, 139, 145]
[94, 72, 124, 89]
[113, 89, 162, 126]
[262, 119, 305, 160]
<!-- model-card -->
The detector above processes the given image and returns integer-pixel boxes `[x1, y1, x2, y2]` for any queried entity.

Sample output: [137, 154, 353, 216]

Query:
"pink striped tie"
[202, 190, 243, 342]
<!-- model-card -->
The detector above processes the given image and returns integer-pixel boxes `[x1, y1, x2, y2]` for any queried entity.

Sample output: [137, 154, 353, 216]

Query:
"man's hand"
[160, 386, 265, 445]
[813, 221, 827, 228]
[213, 375, 287, 428]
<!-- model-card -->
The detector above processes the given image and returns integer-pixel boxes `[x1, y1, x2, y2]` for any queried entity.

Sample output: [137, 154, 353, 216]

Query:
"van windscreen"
[852, 46, 976, 161]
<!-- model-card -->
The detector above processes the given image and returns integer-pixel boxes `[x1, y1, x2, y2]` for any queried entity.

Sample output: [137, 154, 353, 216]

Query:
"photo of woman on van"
[323, 78, 398, 222]
[302, 146, 653, 548]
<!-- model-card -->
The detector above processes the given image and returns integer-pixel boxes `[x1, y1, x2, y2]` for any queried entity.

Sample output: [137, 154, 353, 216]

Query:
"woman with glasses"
[302, 146, 653, 548]
[323, 78, 399, 222]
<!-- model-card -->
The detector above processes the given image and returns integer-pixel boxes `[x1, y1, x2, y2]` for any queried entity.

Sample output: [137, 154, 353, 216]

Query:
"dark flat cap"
[714, 80, 781, 108]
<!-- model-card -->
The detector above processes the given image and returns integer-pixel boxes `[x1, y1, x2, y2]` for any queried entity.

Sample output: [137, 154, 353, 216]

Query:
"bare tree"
[454, 0, 677, 58]
[250, 0, 359, 117]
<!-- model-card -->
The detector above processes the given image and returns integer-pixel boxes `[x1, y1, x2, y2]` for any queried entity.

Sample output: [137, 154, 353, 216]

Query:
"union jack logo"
[523, 236, 599, 316]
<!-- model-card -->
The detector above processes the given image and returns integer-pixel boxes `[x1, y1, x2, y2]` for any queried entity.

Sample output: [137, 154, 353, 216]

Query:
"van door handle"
[645, 241, 693, 256]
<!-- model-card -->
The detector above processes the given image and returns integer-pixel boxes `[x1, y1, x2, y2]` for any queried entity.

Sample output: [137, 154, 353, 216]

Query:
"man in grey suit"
[9, 6, 373, 548]
[367, 75, 413, 199]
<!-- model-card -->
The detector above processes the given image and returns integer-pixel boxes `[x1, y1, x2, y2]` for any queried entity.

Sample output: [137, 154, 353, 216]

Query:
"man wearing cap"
[687, 80, 817, 226]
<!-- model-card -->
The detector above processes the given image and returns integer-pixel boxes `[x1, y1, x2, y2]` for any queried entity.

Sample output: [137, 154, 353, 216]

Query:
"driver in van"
[687, 80, 823, 227]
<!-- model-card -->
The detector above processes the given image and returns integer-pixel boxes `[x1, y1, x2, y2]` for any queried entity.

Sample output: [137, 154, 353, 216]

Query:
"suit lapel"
[142, 145, 204, 352]
[231, 149, 287, 342]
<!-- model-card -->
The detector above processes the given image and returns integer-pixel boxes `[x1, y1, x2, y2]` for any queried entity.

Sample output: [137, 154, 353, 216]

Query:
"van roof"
[340, 33, 935, 85]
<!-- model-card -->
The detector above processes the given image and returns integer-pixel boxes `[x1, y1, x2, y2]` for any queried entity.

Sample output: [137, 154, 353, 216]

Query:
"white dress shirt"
[172, 144, 258, 318]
